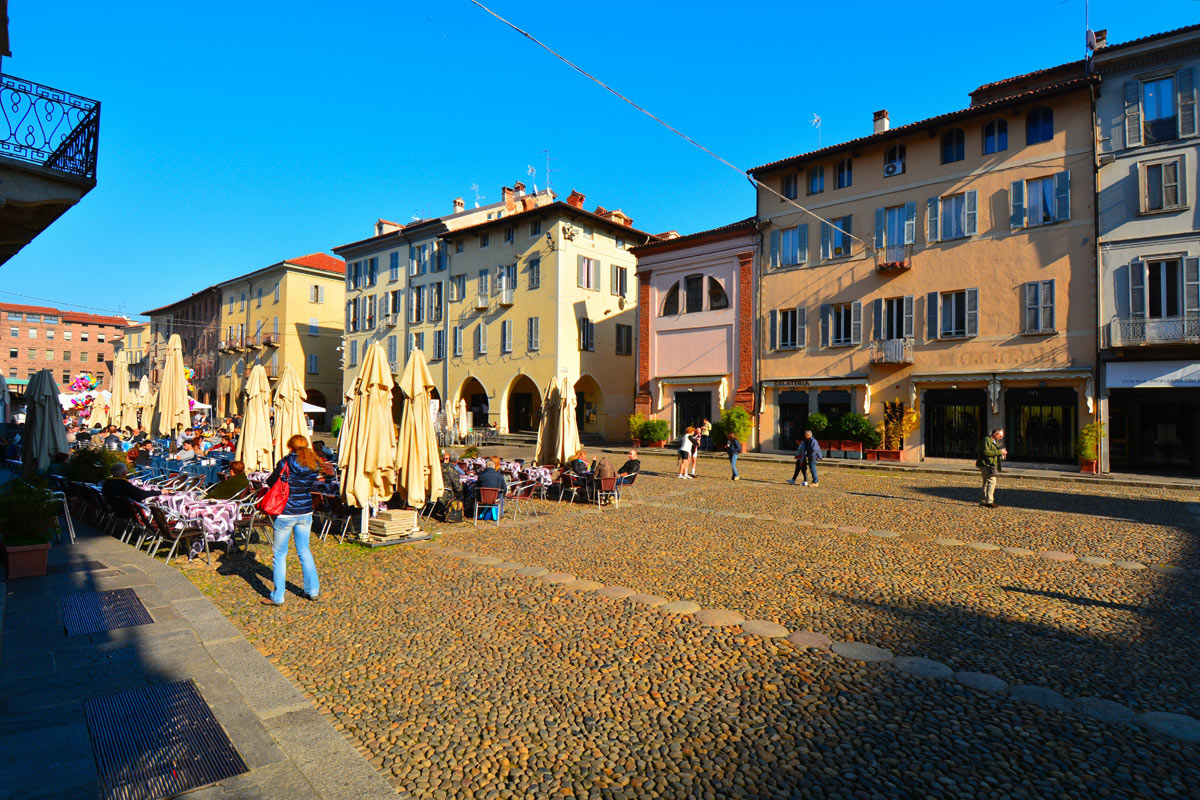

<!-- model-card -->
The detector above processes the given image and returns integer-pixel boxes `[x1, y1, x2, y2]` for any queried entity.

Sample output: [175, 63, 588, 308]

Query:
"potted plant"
[1076, 421, 1104, 474]
[806, 412, 834, 453]
[65, 447, 126, 483]
[639, 419, 671, 447]
[868, 401, 919, 461]
[719, 407, 753, 453]
[627, 412, 647, 447]
[834, 413, 877, 459]
[0, 478, 58, 579]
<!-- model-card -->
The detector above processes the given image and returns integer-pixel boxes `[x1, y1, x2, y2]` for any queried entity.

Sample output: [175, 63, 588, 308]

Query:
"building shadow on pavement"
[913, 483, 1194, 524]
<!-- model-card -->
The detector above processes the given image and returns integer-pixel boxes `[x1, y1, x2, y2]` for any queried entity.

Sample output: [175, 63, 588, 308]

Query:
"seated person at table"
[471, 456, 507, 517]
[616, 449, 640, 485]
[103, 427, 123, 452]
[75, 426, 93, 443]
[567, 450, 589, 476]
[46, 451, 69, 478]
[207, 460, 249, 500]
[103, 462, 161, 503]
[176, 441, 197, 462]
[312, 439, 334, 460]
[594, 457, 616, 481]
[130, 427, 148, 445]
[193, 436, 211, 454]
[439, 451, 463, 500]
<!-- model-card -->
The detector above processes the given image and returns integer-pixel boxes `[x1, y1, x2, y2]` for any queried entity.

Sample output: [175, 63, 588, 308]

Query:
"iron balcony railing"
[1107, 315, 1200, 347]
[869, 337, 915, 364]
[0, 74, 100, 181]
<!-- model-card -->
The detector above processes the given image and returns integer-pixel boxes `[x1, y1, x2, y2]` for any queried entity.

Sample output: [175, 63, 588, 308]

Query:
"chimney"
[513, 181, 526, 196]
[1094, 28, 1107, 49]
[453, 197, 465, 214]
[502, 186, 516, 211]
[873, 109, 890, 134]
[566, 190, 586, 209]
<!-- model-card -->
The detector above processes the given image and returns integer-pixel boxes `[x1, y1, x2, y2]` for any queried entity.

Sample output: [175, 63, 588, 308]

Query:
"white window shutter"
[1124, 81, 1142, 148]
[927, 198, 940, 243]
[1010, 181, 1026, 228]
[1054, 171, 1071, 221]
[797, 307, 807, 348]
[1184, 257, 1200, 315]
[902, 295, 914, 338]
[903, 201, 916, 245]
[1181, 68, 1197, 137]
[850, 301, 862, 345]
[964, 191, 978, 236]
[966, 288, 979, 337]
[768, 310, 777, 351]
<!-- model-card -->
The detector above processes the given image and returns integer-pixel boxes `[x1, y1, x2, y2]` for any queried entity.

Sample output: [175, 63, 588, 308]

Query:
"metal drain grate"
[61, 588, 154, 637]
[46, 560, 108, 575]
[85, 680, 249, 800]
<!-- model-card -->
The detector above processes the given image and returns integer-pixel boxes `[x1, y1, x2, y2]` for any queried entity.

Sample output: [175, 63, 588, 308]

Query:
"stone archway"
[307, 388, 328, 431]
[456, 377, 489, 428]
[574, 374, 605, 437]
[504, 374, 541, 433]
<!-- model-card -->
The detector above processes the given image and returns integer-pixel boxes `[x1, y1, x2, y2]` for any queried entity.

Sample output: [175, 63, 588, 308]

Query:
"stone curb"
[408, 540, 1200, 743]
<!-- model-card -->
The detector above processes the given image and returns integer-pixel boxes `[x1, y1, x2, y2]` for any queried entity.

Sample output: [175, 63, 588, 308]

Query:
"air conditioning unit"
[883, 161, 905, 177]
[474, 294, 489, 310]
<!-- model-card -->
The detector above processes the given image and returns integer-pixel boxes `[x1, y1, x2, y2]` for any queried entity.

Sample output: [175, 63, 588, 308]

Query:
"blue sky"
[2, 0, 1194, 321]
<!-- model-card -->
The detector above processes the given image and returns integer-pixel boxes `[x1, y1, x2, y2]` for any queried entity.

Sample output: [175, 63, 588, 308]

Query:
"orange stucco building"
[751, 74, 1099, 463]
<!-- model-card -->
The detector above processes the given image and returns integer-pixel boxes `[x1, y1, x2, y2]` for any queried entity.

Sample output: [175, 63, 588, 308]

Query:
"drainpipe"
[1089, 81, 1108, 473]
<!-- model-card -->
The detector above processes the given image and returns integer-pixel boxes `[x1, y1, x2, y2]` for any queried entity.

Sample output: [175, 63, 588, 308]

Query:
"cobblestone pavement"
[184, 461, 1200, 799]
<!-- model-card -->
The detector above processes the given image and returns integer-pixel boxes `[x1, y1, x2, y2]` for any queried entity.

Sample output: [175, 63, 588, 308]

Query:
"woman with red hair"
[261, 434, 323, 606]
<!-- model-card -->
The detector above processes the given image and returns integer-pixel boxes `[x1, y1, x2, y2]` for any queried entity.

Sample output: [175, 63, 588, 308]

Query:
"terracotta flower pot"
[4, 542, 50, 579]
[1079, 460, 1099, 474]
[647, 440, 666, 448]
[840, 440, 864, 453]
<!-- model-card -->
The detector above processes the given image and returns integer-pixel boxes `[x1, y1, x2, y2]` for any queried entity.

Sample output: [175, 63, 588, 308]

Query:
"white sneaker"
[786, 479, 796, 485]
[677, 474, 685, 479]
[802, 482, 809, 487]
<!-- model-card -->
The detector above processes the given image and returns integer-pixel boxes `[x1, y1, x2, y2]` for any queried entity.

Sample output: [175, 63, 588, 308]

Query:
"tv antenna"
[543, 149, 559, 194]
[470, 183, 485, 208]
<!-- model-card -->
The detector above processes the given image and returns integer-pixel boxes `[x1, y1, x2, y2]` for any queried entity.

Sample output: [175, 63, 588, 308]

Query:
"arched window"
[660, 282, 679, 316]
[940, 128, 965, 164]
[835, 158, 852, 189]
[884, 144, 906, 176]
[983, 118, 1007, 154]
[1026, 106, 1053, 144]
[707, 278, 729, 310]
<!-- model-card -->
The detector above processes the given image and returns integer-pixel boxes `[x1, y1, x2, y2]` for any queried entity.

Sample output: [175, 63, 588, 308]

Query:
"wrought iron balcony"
[0, 74, 100, 181]
[1107, 315, 1200, 347]
[874, 244, 912, 273]
[219, 337, 245, 351]
[381, 313, 399, 328]
[869, 337, 915, 364]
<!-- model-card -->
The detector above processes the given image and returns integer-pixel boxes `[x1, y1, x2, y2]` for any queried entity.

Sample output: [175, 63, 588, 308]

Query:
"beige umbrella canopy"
[136, 376, 152, 428]
[152, 334, 189, 437]
[554, 377, 582, 467]
[338, 341, 397, 510]
[534, 378, 559, 466]
[457, 398, 470, 440]
[395, 349, 444, 508]
[236, 364, 274, 473]
[87, 388, 110, 429]
[226, 358, 242, 417]
[110, 352, 134, 430]
[272, 363, 308, 463]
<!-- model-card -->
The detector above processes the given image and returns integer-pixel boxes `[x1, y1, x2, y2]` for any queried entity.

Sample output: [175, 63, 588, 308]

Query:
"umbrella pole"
[361, 505, 369, 538]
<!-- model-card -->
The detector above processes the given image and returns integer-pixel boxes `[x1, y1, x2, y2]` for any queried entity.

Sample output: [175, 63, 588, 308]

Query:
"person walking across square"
[725, 434, 741, 480]
[787, 430, 822, 486]
[976, 428, 1006, 508]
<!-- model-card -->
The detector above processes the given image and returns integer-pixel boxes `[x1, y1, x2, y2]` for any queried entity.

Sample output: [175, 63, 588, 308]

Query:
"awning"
[303, 401, 326, 413]
[656, 374, 727, 386]
[1106, 360, 1200, 389]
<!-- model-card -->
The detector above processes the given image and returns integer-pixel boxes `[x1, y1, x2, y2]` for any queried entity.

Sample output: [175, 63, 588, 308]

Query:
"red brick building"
[0, 302, 129, 391]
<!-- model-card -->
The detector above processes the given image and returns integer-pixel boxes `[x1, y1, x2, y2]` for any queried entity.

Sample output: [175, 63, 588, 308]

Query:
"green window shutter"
[874, 207, 885, 249]
[927, 198, 940, 243]
[1129, 260, 1146, 318]
[966, 288, 979, 338]
[1184, 257, 1200, 315]
[1180, 68, 1196, 137]
[1010, 180, 1025, 229]
[1054, 171, 1071, 221]
[964, 191, 978, 236]
[926, 292, 939, 341]
[769, 229, 780, 268]
[903, 201, 916, 245]
[1124, 81, 1142, 147]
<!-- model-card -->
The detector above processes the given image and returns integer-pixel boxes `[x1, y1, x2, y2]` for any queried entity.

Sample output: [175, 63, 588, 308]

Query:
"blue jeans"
[802, 460, 819, 484]
[270, 513, 318, 603]
[729, 453, 739, 478]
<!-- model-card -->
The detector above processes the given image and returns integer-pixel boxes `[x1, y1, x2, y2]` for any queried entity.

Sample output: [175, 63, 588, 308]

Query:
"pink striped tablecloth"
[151, 493, 239, 557]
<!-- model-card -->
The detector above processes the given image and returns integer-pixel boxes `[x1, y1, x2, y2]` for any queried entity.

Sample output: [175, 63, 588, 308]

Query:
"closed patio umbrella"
[226, 358, 242, 417]
[534, 378, 559, 466]
[457, 398, 470, 440]
[395, 349, 443, 509]
[136, 377, 153, 429]
[0, 374, 11, 424]
[554, 377, 582, 467]
[236, 364, 273, 473]
[272, 363, 308, 463]
[88, 386, 110, 429]
[22, 369, 68, 474]
[151, 334, 189, 437]
[338, 342, 397, 517]
[110, 352, 134, 431]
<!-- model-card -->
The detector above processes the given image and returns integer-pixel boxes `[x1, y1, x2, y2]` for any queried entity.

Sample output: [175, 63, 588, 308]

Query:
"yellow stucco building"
[215, 253, 346, 430]
[751, 74, 1099, 463]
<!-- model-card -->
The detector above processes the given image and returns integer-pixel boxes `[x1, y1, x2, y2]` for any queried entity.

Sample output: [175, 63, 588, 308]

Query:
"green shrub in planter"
[805, 412, 829, 436]
[65, 448, 126, 483]
[835, 413, 882, 449]
[1075, 421, 1105, 462]
[463, 446, 479, 458]
[719, 407, 752, 443]
[627, 413, 647, 441]
[0, 479, 57, 546]
[638, 419, 671, 443]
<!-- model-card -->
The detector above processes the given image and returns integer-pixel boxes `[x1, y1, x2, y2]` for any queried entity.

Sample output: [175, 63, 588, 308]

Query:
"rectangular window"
[8, 328, 16, 337]
[433, 329, 446, 360]
[501, 320, 513, 353]
[45, 329, 54, 340]
[25, 314, 39, 323]
[80, 351, 88, 362]
[274, 283, 280, 303]
[368, 295, 378, 329]
[453, 325, 463, 357]
[530, 219, 541, 237]
[6, 348, 14, 358]
[774, 308, 806, 350]
[307, 354, 319, 374]
[529, 257, 541, 289]
[310, 284, 325, 303]
[43, 315, 57, 325]
[611, 265, 628, 297]
[413, 332, 425, 352]
[478, 269, 489, 296]
[308, 318, 318, 336]
[455, 240, 464, 254]
[782, 173, 798, 200]
[940, 194, 966, 240]
[527, 317, 539, 351]
[450, 275, 466, 302]
[368, 257, 378, 285]
[1143, 158, 1185, 212]
[98, 333, 106, 343]
[240, 292, 246, 311]
[27, 348, 35, 360]
[684, 274, 704, 313]
[255, 288, 262, 307]
[879, 296, 914, 340]
[387, 335, 397, 366]
[615, 323, 633, 355]
[830, 302, 858, 346]
[476, 323, 488, 355]
[780, 225, 807, 266]
[5, 312, 20, 321]
[28, 329, 36, 339]
[1022, 280, 1056, 333]
[807, 166, 824, 195]
[1143, 75, 1178, 143]
[63, 350, 71, 361]
[578, 317, 594, 351]
[583, 224, 594, 240]
[577, 256, 599, 290]
[410, 286, 425, 323]
[831, 216, 853, 258]
[939, 289, 979, 338]
[44, 349, 54, 360]
[349, 339, 358, 366]
[272, 317, 279, 339]
[429, 281, 444, 322]
[503, 225, 514, 243]
[480, 232, 490, 249]
[390, 251, 400, 281]
[1012, 172, 1070, 228]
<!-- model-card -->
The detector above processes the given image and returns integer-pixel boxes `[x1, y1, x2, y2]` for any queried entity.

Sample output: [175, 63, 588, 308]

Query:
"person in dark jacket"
[102, 463, 161, 503]
[726, 435, 742, 481]
[207, 460, 250, 500]
[787, 430, 823, 486]
[616, 450, 640, 486]
[473, 456, 508, 516]
[262, 435, 321, 606]
[976, 428, 1007, 508]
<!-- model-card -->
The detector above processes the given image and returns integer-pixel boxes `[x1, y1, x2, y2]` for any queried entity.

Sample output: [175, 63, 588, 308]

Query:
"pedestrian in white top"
[677, 426, 695, 479]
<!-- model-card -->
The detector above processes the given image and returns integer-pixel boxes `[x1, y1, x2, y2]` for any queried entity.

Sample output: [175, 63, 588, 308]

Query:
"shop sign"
[1106, 361, 1200, 389]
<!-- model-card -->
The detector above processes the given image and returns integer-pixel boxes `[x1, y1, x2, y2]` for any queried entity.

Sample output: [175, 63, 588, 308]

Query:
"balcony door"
[1146, 259, 1182, 319]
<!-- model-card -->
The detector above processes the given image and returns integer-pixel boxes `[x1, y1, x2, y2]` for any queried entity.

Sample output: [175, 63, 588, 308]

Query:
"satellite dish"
[1086, 29, 1097, 51]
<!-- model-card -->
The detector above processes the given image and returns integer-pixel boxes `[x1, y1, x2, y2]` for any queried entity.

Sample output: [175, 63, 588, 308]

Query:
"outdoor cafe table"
[150, 492, 239, 558]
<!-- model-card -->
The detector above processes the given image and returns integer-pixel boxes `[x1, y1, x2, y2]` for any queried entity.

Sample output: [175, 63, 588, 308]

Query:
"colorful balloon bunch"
[184, 366, 196, 395]
[70, 372, 99, 394]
